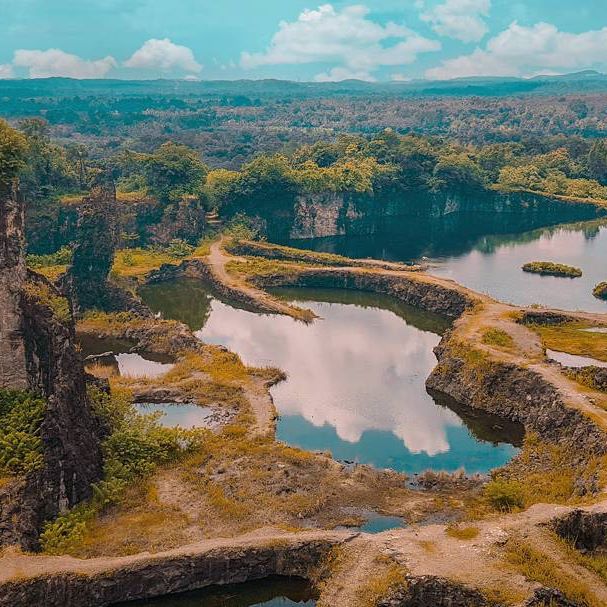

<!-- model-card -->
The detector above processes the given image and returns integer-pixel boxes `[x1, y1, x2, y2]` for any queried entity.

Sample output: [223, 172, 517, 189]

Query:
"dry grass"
[532, 321, 607, 363]
[445, 524, 480, 540]
[111, 248, 183, 281]
[65, 480, 192, 558]
[504, 536, 603, 607]
[355, 556, 408, 607]
[481, 328, 514, 350]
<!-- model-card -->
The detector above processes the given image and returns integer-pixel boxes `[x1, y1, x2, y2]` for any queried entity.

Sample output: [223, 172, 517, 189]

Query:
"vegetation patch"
[593, 282, 607, 301]
[40, 387, 203, 555]
[481, 328, 514, 349]
[0, 390, 46, 477]
[479, 435, 607, 514]
[445, 524, 480, 540]
[504, 537, 603, 607]
[111, 247, 185, 281]
[22, 281, 71, 324]
[530, 321, 607, 363]
[355, 557, 408, 607]
[522, 261, 583, 278]
[27, 246, 73, 281]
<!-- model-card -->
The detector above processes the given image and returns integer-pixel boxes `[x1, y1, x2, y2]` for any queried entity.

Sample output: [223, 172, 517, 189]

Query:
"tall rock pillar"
[0, 181, 28, 389]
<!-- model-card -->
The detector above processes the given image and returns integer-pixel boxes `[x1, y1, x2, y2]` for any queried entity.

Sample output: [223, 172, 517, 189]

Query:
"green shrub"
[0, 390, 46, 477]
[522, 262, 582, 278]
[27, 246, 73, 269]
[23, 281, 71, 323]
[484, 479, 524, 511]
[593, 282, 607, 301]
[41, 388, 204, 554]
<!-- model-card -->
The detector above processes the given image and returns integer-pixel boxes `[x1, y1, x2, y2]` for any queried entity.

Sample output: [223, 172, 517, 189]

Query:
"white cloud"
[314, 67, 375, 82]
[13, 49, 117, 78]
[241, 4, 440, 79]
[0, 64, 13, 79]
[426, 21, 607, 79]
[420, 0, 490, 43]
[124, 38, 202, 74]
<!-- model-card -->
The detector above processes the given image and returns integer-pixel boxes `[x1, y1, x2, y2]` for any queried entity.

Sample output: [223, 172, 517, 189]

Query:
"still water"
[140, 283, 521, 474]
[285, 219, 607, 313]
[114, 576, 316, 607]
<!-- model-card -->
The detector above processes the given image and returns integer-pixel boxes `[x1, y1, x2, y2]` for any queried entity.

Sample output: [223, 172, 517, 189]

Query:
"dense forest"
[1, 76, 607, 169]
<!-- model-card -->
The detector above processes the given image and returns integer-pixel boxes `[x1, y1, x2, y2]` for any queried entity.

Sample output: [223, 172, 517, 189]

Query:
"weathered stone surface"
[0, 537, 340, 607]
[426, 338, 607, 462]
[552, 509, 607, 552]
[0, 181, 28, 389]
[378, 575, 490, 607]
[0, 185, 104, 550]
[230, 188, 606, 242]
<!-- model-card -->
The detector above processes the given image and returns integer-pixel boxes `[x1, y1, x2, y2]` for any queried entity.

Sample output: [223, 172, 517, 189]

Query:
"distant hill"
[1, 71, 607, 100]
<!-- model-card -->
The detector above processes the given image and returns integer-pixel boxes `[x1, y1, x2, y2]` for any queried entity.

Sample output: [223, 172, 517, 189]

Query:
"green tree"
[0, 119, 27, 185]
[588, 140, 607, 185]
[140, 142, 208, 203]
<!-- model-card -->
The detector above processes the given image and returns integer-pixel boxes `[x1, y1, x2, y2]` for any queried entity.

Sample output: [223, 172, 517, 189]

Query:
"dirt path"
[206, 238, 316, 320]
[6, 500, 603, 605]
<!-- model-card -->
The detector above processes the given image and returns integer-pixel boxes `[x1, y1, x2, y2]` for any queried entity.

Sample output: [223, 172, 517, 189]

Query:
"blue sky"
[0, 0, 606, 81]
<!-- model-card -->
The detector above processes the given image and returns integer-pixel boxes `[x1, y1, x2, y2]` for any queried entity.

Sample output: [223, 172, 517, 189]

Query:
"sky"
[0, 0, 606, 82]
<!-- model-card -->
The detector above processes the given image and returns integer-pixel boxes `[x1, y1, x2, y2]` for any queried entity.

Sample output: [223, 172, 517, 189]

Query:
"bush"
[593, 282, 607, 301]
[0, 390, 46, 477]
[522, 262, 583, 278]
[40, 387, 204, 554]
[484, 478, 524, 511]
[27, 246, 73, 269]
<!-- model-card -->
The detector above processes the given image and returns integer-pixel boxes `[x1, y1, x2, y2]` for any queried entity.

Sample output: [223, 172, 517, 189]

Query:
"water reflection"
[170, 287, 519, 474]
[283, 219, 607, 313]
[134, 403, 217, 429]
[113, 576, 316, 607]
[546, 349, 607, 369]
[79, 336, 174, 379]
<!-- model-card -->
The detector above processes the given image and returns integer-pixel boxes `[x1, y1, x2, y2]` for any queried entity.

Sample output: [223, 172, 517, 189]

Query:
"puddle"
[135, 403, 226, 429]
[546, 349, 607, 369]
[339, 508, 405, 533]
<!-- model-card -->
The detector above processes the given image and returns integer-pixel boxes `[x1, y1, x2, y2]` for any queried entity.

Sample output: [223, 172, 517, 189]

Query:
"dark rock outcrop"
[0, 536, 340, 607]
[378, 576, 490, 607]
[0, 184, 104, 550]
[552, 509, 607, 553]
[525, 587, 582, 607]
[426, 337, 607, 462]
[61, 183, 149, 316]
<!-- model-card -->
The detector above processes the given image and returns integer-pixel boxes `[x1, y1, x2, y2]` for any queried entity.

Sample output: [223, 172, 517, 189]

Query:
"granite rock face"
[0, 184, 104, 550]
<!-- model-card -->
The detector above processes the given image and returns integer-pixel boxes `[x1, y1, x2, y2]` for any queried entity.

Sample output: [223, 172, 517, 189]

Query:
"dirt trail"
[5, 500, 601, 605]
[207, 238, 314, 320]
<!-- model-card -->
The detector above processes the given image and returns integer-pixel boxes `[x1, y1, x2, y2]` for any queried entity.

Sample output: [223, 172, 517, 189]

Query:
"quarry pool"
[285, 219, 607, 313]
[113, 576, 317, 607]
[141, 283, 522, 475]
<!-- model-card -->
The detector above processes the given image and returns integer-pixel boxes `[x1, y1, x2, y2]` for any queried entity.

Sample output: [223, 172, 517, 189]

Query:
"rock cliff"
[0, 183, 103, 550]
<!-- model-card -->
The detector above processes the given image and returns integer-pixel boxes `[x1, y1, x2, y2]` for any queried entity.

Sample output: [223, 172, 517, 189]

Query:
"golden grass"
[504, 537, 603, 607]
[66, 480, 192, 558]
[554, 533, 607, 585]
[445, 524, 480, 540]
[481, 328, 515, 349]
[111, 248, 182, 280]
[85, 362, 118, 379]
[33, 264, 68, 282]
[22, 281, 71, 323]
[355, 557, 407, 607]
[532, 321, 607, 363]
